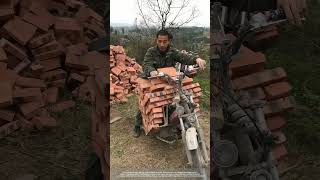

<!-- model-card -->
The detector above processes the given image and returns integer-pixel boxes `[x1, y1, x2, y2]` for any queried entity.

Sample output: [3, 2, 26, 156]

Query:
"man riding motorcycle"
[133, 29, 207, 137]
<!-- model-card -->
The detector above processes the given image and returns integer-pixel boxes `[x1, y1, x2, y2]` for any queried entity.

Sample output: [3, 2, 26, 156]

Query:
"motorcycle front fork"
[179, 116, 210, 166]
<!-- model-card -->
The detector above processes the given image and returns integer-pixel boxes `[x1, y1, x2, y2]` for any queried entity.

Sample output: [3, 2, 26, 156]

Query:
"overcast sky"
[110, 0, 210, 27]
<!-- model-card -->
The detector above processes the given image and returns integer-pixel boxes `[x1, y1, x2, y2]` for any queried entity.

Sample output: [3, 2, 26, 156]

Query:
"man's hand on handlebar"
[150, 70, 158, 77]
[196, 58, 206, 70]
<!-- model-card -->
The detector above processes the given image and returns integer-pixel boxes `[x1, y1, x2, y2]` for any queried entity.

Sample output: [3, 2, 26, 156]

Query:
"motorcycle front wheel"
[190, 148, 207, 179]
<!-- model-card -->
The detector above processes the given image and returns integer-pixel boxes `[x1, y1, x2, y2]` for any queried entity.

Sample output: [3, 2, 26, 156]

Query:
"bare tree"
[136, 0, 199, 30]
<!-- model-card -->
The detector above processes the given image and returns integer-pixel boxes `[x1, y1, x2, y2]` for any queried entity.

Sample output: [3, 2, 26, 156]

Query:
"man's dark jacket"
[143, 46, 198, 76]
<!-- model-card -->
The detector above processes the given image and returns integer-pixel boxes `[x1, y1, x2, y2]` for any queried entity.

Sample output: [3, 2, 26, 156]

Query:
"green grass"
[263, 1, 320, 178]
[193, 61, 210, 110]
[265, 1, 320, 155]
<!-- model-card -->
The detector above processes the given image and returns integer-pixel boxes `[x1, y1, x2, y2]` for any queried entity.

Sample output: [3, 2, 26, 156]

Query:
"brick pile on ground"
[227, 34, 295, 174]
[136, 67, 201, 134]
[109, 45, 142, 104]
[0, 0, 106, 138]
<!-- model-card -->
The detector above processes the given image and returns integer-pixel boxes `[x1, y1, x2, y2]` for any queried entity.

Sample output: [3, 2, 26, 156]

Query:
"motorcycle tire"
[190, 148, 207, 179]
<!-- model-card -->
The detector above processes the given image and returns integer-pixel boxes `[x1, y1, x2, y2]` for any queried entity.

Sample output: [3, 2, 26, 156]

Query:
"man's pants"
[135, 110, 142, 129]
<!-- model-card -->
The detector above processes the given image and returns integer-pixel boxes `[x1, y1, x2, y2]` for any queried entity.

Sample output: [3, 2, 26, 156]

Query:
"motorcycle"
[140, 63, 210, 179]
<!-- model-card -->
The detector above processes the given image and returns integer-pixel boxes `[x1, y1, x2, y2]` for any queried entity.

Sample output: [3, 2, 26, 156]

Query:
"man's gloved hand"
[150, 70, 158, 77]
[277, 0, 306, 25]
[196, 58, 206, 70]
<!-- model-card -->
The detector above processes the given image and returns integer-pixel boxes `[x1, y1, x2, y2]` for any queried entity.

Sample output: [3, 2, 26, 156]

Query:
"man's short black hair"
[156, 29, 173, 40]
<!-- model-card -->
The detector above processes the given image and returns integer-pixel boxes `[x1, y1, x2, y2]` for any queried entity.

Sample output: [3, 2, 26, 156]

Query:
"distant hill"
[111, 22, 133, 27]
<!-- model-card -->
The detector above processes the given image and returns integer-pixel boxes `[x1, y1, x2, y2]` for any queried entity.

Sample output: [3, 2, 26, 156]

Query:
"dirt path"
[110, 96, 210, 176]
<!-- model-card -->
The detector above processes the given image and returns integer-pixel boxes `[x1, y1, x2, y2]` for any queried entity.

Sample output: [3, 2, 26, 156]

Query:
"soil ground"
[110, 95, 210, 177]
[0, 101, 93, 180]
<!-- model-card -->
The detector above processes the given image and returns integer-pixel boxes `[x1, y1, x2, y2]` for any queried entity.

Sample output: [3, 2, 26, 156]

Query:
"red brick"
[32, 40, 62, 55]
[117, 64, 126, 72]
[28, 32, 55, 49]
[65, 53, 89, 70]
[13, 58, 31, 73]
[255, 29, 279, 41]
[40, 69, 66, 82]
[81, 51, 106, 70]
[192, 87, 202, 93]
[272, 145, 288, 160]
[39, 57, 61, 72]
[126, 67, 135, 73]
[22, 12, 52, 32]
[115, 54, 126, 62]
[0, 109, 15, 122]
[24, 2, 55, 23]
[0, 120, 19, 138]
[34, 48, 64, 61]
[0, 38, 27, 60]
[55, 17, 82, 44]
[68, 73, 85, 83]
[67, 43, 88, 56]
[51, 100, 75, 112]
[266, 116, 286, 131]
[32, 115, 57, 129]
[13, 88, 41, 103]
[232, 67, 287, 90]
[0, 62, 7, 70]
[157, 67, 177, 77]
[16, 76, 46, 88]
[66, 0, 85, 10]
[0, 8, 14, 22]
[0, 83, 13, 108]
[48, 79, 66, 88]
[83, 22, 106, 37]
[6, 55, 20, 69]
[19, 101, 44, 119]
[0, 48, 8, 62]
[75, 6, 103, 23]
[246, 87, 266, 100]
[264, 81, 292, 100]
[0, 69, 18, 85]
[264, 96, 295, 117]
[111, 67, 122, 76]
[30, 63, 44, 75]
[2, 16, 37, 45]
[46, 87, 59, 103]
[230, 46, 266, 78]
[150, 78, 165, 85]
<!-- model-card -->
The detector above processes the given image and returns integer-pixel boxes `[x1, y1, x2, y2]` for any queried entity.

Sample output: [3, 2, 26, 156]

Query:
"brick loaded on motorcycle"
[136, 63, 209, 178]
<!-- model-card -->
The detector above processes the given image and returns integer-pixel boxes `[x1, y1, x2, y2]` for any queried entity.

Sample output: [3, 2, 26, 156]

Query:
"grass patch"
[112, 95, 138, 120]
[263, 1, 320, 178]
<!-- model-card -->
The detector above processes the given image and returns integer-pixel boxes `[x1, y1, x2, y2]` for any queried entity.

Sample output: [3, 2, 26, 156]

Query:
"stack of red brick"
[110, 45, 142, 103]
[228, 34, 294, 173]
[247, 25, 279, 50]
[0, 0, 106, 138]
[137, 67, 201, 134]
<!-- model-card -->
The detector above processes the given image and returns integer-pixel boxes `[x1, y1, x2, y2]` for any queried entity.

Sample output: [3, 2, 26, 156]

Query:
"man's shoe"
[133, 127, 141, 138]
